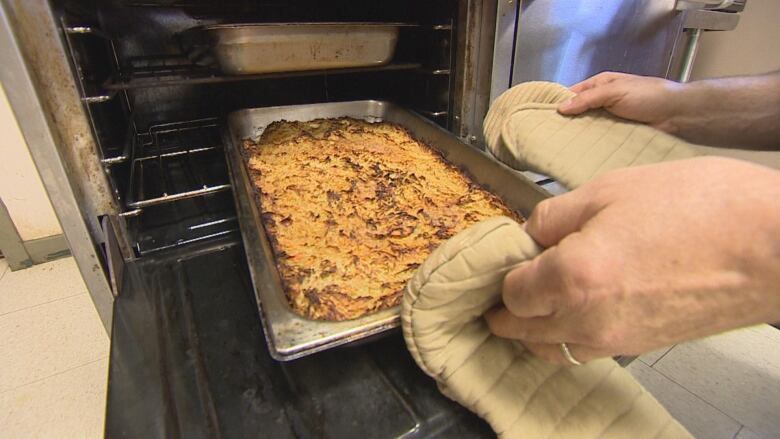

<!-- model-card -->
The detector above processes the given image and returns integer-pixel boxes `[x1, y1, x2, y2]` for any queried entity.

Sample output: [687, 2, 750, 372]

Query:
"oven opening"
[55, 0, 459, 257]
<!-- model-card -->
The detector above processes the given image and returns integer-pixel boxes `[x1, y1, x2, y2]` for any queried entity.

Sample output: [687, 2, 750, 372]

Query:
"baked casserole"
[241, 117, 522, 320]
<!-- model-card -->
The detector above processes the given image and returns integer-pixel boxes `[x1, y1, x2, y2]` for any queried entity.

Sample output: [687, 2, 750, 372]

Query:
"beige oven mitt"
[401, 216, 691, 438]
[483, 82, 699, 189]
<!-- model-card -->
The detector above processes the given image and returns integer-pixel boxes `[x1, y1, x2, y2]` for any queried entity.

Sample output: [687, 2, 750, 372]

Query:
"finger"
[502, 232, 604, 318]
[501, 190, 608, 319]
[557, 84, 625, 115]
[568, 71, 625, 94]
[521, 341, 610, 365]
[484, 306, 572, 344]
[501, 256, 561, 318]
[525, 189, 605, 248]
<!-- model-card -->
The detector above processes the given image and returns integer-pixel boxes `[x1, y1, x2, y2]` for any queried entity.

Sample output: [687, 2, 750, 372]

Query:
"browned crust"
[241, 117, 524, 321]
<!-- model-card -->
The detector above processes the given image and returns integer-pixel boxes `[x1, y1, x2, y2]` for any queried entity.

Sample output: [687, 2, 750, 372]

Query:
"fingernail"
[558, 98, 573, 111]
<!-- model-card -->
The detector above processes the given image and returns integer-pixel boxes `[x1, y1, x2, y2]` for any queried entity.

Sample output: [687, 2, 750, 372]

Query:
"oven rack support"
[410, 21, 455, 126]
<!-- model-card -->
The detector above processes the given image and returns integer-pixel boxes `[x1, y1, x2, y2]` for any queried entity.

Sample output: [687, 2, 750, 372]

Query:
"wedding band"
[560, 342, 583, 366]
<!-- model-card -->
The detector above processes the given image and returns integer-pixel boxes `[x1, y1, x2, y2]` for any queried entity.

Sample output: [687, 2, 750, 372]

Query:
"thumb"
[525, 188, 604, 248]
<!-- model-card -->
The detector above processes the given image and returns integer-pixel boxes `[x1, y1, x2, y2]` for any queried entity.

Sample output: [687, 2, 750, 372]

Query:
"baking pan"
[224, 100, 550, 361]
[182, 23, 404, 75]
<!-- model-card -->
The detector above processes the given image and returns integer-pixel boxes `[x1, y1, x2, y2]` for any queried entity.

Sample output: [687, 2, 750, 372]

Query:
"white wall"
[0, 83, 62, 241]
[692, 0, 780, 80]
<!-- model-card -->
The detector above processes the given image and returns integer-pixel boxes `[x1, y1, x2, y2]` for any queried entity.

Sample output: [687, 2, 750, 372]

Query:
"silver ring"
[560, 342, 583, 366]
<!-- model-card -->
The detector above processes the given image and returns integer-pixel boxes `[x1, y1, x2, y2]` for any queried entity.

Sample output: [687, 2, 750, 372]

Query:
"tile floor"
[0, 257, 108, 438]
[1, 256, 779, 438]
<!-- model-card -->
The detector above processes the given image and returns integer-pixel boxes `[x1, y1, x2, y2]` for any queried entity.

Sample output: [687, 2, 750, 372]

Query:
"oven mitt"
[483, 82, 699, 189]
[401, 216, 691, 439]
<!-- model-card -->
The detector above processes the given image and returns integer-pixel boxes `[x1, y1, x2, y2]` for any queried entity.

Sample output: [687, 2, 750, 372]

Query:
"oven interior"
[55, 0, 460, 258]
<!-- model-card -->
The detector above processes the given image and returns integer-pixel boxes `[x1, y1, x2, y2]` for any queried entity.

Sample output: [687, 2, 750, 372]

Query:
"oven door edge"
[0, 0, 115, 331]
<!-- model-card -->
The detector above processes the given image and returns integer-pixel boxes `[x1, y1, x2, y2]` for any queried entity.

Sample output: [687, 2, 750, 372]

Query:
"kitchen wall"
[691, 0, 780, 80]
[0, 83, 62, 241]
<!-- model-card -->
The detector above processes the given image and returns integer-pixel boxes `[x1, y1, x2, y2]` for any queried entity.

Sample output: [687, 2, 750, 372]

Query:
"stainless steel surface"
[193, 23, 403, 75]
[683, 8, 741, 30]
[678, 4, 745, 84]
[225, 100, 549, 361]
[0, 0, 114, 332]
[511, 0, 686, 85]
[677, 0, 745, 11]
[452, 0, 497, 146]
[490, 0, 518, 103]
[678, 28, 702, 82]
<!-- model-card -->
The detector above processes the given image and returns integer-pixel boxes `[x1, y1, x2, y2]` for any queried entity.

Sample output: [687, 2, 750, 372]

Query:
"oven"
[0, 0, 743, 437]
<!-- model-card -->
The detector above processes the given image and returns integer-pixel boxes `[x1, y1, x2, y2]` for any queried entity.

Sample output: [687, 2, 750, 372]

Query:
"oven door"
[105, 236, 494, 438]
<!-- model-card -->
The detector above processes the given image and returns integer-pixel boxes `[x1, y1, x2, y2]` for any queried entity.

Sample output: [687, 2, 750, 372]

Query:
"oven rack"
[123, 117, 231, 211]
[133, 211, 239, 256]
[118, 116, 239, 256]
[103, 55, 425, 90]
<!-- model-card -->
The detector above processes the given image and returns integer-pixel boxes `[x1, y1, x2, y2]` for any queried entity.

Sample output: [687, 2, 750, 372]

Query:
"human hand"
[484, 157, 780, 364]
[557, 71, 685, 134]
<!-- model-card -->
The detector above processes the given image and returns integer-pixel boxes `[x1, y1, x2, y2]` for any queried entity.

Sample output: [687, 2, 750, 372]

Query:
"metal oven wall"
[489, 0, 690, 103]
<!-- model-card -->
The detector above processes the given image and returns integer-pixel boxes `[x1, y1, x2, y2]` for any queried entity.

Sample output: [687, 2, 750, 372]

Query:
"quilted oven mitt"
[401, 217, 691, 438]
[483, 81, 700, 189]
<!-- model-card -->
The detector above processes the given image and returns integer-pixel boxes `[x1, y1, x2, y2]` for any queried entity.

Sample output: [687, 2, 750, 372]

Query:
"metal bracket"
[683, 9, 740, 31]
[676, 0, 740, 11]
[677, 7, 743, 82]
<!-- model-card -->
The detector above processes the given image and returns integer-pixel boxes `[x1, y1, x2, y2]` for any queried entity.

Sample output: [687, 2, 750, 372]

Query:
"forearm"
[669, 71, 780, 149]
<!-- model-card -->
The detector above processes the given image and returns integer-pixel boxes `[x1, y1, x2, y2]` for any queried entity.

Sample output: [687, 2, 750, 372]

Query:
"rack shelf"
[125, 117, 231, 209]
[104, 56, 423, 90]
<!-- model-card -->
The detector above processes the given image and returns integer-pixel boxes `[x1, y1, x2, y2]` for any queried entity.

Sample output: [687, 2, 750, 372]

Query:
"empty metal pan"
[182, 23, 405, 75]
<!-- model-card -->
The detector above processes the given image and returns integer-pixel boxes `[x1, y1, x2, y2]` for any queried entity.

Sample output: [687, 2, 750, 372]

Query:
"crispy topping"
[242, 117, 522, 321]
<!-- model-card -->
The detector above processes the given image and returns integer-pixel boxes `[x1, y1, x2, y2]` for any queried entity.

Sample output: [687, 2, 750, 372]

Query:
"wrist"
[662, 81, 708, 137]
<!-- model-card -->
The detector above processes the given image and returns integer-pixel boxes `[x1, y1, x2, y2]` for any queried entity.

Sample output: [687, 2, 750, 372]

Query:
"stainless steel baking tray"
[183, 23, 404, 75]
[224, 100, 550, 361]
